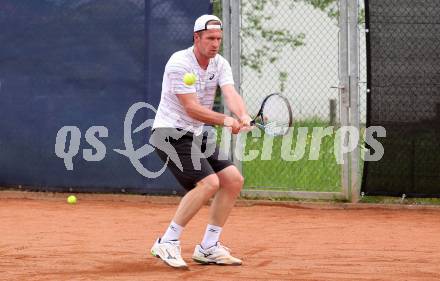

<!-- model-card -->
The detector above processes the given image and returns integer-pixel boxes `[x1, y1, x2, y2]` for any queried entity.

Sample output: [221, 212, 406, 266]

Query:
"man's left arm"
[221, 84, 252, 126]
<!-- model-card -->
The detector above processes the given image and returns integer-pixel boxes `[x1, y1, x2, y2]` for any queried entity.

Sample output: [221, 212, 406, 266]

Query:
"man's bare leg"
[172, 173, 220, 227]
[151, 173, 221, 268]
[208, 165, 243, 227]
[192, 165, 244, 265]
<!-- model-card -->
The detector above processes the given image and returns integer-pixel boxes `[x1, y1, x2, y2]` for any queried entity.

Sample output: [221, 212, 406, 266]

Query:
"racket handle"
[254, 123, 265, 130]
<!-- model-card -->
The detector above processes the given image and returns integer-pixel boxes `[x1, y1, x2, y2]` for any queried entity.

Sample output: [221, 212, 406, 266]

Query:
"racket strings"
[264, 122, 289, 136]
[261, 95, 291, 136]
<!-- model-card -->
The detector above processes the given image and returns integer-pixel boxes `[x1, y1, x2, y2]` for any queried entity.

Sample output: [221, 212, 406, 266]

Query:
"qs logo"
[55, 102, 172, 178]
[113, 102, 168, 178]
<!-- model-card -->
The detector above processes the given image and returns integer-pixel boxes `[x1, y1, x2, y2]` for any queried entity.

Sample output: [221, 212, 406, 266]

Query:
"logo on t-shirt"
[209, 73, 215, 80]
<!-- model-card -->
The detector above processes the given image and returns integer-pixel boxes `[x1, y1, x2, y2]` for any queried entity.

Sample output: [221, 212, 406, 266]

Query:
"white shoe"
[151, 238, 188, 268]
[192, 242, 242, 265]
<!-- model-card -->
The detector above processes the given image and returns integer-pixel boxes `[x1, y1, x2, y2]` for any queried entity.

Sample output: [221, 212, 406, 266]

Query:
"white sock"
[161, 221, 184, 242]
[201, 224, 222, 249]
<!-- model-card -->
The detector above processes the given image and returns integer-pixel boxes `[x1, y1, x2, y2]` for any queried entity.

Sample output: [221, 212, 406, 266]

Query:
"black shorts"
[150, 127, 234, 191]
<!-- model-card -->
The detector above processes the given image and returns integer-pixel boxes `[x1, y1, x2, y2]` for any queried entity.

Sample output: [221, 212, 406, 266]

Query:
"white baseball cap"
[193, 14, 223, 32]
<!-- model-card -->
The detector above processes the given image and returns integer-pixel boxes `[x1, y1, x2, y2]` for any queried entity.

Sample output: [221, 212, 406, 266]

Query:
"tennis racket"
[250, 93, 293, 136]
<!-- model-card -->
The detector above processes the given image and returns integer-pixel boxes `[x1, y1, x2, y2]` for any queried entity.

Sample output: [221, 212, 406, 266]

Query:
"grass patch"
[359, 196, 440, 205]
[229, 119, 342, 192]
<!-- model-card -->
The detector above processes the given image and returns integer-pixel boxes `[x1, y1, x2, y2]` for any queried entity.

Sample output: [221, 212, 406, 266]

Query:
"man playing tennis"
[150, 15, 252, 268]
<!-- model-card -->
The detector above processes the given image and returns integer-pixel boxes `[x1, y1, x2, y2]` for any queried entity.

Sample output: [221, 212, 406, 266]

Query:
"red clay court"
[1, 192, 440, 281]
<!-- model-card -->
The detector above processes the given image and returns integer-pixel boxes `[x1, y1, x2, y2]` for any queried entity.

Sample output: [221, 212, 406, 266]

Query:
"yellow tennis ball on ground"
[183, 73, 196, 86]
[67, 195, 77, 204]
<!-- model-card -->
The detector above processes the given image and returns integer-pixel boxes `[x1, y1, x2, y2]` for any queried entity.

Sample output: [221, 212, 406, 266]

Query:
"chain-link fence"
[238, 0, 343, 193]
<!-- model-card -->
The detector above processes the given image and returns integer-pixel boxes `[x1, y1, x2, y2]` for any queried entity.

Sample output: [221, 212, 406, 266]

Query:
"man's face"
[194, 29, 222, 58]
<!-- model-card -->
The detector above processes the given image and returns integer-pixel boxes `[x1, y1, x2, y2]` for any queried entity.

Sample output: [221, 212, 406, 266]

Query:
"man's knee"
[198, 174, 220, 196]
[231, 173, 244, 194]
[220, 166, 244, 194]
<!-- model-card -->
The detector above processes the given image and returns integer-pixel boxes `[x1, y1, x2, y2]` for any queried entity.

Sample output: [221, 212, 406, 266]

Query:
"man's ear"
[193, 33, 197, 41]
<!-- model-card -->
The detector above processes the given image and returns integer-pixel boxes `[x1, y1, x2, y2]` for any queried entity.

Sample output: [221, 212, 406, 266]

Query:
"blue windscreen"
[0, 0, 212, 194]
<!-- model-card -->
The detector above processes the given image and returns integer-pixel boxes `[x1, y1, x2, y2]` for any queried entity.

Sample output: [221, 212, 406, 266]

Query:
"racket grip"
[254, 123, 265, 130]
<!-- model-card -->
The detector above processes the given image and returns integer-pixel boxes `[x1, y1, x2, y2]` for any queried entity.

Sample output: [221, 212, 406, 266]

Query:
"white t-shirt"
[152, 46, 234, 135]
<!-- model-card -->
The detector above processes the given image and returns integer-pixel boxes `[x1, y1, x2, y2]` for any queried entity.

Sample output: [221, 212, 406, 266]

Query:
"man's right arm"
[176, 93, 242, 134]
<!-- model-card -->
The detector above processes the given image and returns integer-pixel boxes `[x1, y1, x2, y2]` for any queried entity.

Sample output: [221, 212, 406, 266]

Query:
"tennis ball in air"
[183, 73, 197, 86]
[67, 195, 77, 204]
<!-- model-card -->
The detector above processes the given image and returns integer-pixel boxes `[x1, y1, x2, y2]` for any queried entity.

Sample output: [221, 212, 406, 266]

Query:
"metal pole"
[222, 0, 231, 63]
[230, 0, 242, 171]
[222, 0, 242, 171]
[339, 0, 350, 200]
[221, 0, 234, 163]
[349, 0, 360, 202]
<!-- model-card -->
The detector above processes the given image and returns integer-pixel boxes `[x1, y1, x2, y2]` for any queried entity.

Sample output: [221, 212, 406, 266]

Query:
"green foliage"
[308, 0, 339, 19]
[241, 0, 338, 92]
[279, 71, 288, 92]
[212, 0, 221, 17]
[241, 0, 307, 74]
[358, 7, 366, 24]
